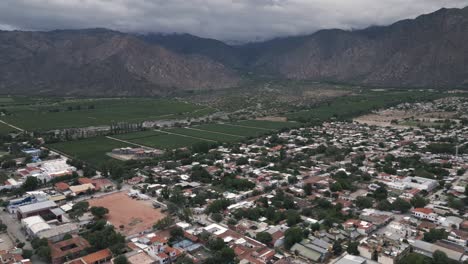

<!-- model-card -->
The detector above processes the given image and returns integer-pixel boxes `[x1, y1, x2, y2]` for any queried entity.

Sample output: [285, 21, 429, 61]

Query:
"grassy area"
[163, 127, 241, 142]
[0, 122, 19, 135]
[128, 133, 204, 149]
[48, 137, 130, 166]
[1, 98, 214, 131]
[234, 120, 299, 130]
[286, 90, 442, 122]
[195, 123, 270, 137]
[113, 130, 165, 140]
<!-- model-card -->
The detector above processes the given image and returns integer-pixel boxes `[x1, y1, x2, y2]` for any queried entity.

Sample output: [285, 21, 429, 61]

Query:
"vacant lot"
[2, 98, 213, 131]
[48, 137, 130, 166]
[88, 192, 165, 237]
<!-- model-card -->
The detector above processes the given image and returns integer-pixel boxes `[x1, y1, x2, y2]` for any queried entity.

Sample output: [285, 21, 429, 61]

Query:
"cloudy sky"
[0, 0, 466, 42]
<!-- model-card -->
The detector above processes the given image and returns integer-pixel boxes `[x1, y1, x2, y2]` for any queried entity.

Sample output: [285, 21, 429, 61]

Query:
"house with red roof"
[412, 208, 438, 222]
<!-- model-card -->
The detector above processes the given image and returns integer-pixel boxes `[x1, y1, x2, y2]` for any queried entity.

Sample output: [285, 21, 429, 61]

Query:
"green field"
[126, 133, 204, 149]
[1, 98, 214, 131]
[0, 122, 20, 135]
[163, 127, 241, 142]
[48, 137, 130, 166]
[113, 130, 165, 140]
[286, 90, 441, 122]
[234, 120, 299, 130]
[195, 123, 269, 137]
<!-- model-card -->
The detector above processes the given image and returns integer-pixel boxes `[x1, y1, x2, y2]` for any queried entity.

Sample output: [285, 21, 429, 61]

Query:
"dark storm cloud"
[0, 0, 466, 41]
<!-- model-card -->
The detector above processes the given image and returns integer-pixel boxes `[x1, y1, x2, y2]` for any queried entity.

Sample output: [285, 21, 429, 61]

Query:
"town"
[0, 96, 466, 264]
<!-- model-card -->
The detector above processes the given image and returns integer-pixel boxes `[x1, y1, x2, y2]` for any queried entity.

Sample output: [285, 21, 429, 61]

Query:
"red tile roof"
[55, 182, 70, 191]
[412, 208, 433, 215]
[81, 248, 112, 264]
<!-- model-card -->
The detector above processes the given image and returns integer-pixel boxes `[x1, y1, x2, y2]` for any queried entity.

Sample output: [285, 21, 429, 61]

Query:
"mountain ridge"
[0, 6, 467, 95]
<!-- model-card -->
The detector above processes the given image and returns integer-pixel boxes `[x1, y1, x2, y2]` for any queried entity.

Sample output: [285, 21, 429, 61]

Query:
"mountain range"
[0, 6, 467, 96]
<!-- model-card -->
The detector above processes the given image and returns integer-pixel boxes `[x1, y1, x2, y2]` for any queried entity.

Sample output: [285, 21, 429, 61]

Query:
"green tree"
[423, 229, 448, 243]
[303, 183, 313, 195]
[398, 253, 430, 264]
[356, 196, 373, 209]
[286, 210, 302, 226]
[333, 241, 343, 255]
[432, 250, 449, 264]
[392, 198, 411, 213]
[347, 242, 359, 255]
[113, 255, 128, 264]
[170, 227, 185, 240]
[22, 176, 39, 191]
[175, 255, 194, 264]
[373, 186, 388, 200]
[90, 206, 109, 219]
[211, 213, 223, 223]
[153, 216, 174, 230]
[255, 232, 273, 244]
[69, 201, 89, 218]
[284, 227, 304, 249]
[410, 195, 428, 208]
[377, 200, 392, 211]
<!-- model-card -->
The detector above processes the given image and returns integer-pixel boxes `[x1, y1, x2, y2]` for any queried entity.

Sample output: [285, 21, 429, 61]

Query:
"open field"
[286, 90, 441, 122]
[51, 119, 297, 165]
[121, 133, 204, 149]
[88, 192, 165, 236]
[1, 98, 214, 131]
[48, 137, 130, 166]
[235, 120, 299, 130]
[195, 123, 270, 137]
[0, 122, 20, 135]
[163, 127, 241, 142]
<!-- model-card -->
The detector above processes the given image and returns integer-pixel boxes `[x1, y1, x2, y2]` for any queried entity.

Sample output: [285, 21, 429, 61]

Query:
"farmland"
[49, 119, 297, 166]
[286, 90, 441, 122]
[48, 137, 130, 166]
[118, 133, 204, 149]
[1, 97, 214, 131]
[0, 122, 20, 135]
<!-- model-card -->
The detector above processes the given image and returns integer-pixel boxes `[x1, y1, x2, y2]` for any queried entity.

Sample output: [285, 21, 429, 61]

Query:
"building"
[359, 237, 410, 264]
[7, 192, 48, 214]
[0, 248, 31, 264]
[401, 177, 438, 192]
[411, 208, 438, 222]
[290, 237, 331, 263]
[409, 240, 464, 262]
[335, 254, 367, 264]
[16, 200, 57, 219]
[21, 216, 51, 237]
[69, 183, 95, 196]
[50, 236, 90, 264]
[65, 248, 112, 264]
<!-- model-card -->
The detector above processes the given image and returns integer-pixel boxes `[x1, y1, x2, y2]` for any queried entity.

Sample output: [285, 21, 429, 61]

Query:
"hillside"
[0, 29, 240, 96]
[0, 6, 467, 95]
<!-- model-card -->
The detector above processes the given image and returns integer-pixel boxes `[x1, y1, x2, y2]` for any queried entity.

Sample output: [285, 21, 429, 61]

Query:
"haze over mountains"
[0, 6, 467, 96]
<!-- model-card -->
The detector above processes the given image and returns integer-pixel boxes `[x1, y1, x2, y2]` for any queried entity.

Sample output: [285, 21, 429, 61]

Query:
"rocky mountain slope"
[0, 6, 467, 95]
[0, 29, 240, 96]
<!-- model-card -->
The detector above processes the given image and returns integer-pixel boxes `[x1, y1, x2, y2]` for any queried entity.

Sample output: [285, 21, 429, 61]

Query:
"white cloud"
[0, 0, 466, 41]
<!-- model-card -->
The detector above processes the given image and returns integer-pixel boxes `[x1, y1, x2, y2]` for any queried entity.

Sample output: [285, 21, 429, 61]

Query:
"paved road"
[0, 209, 31, 250]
